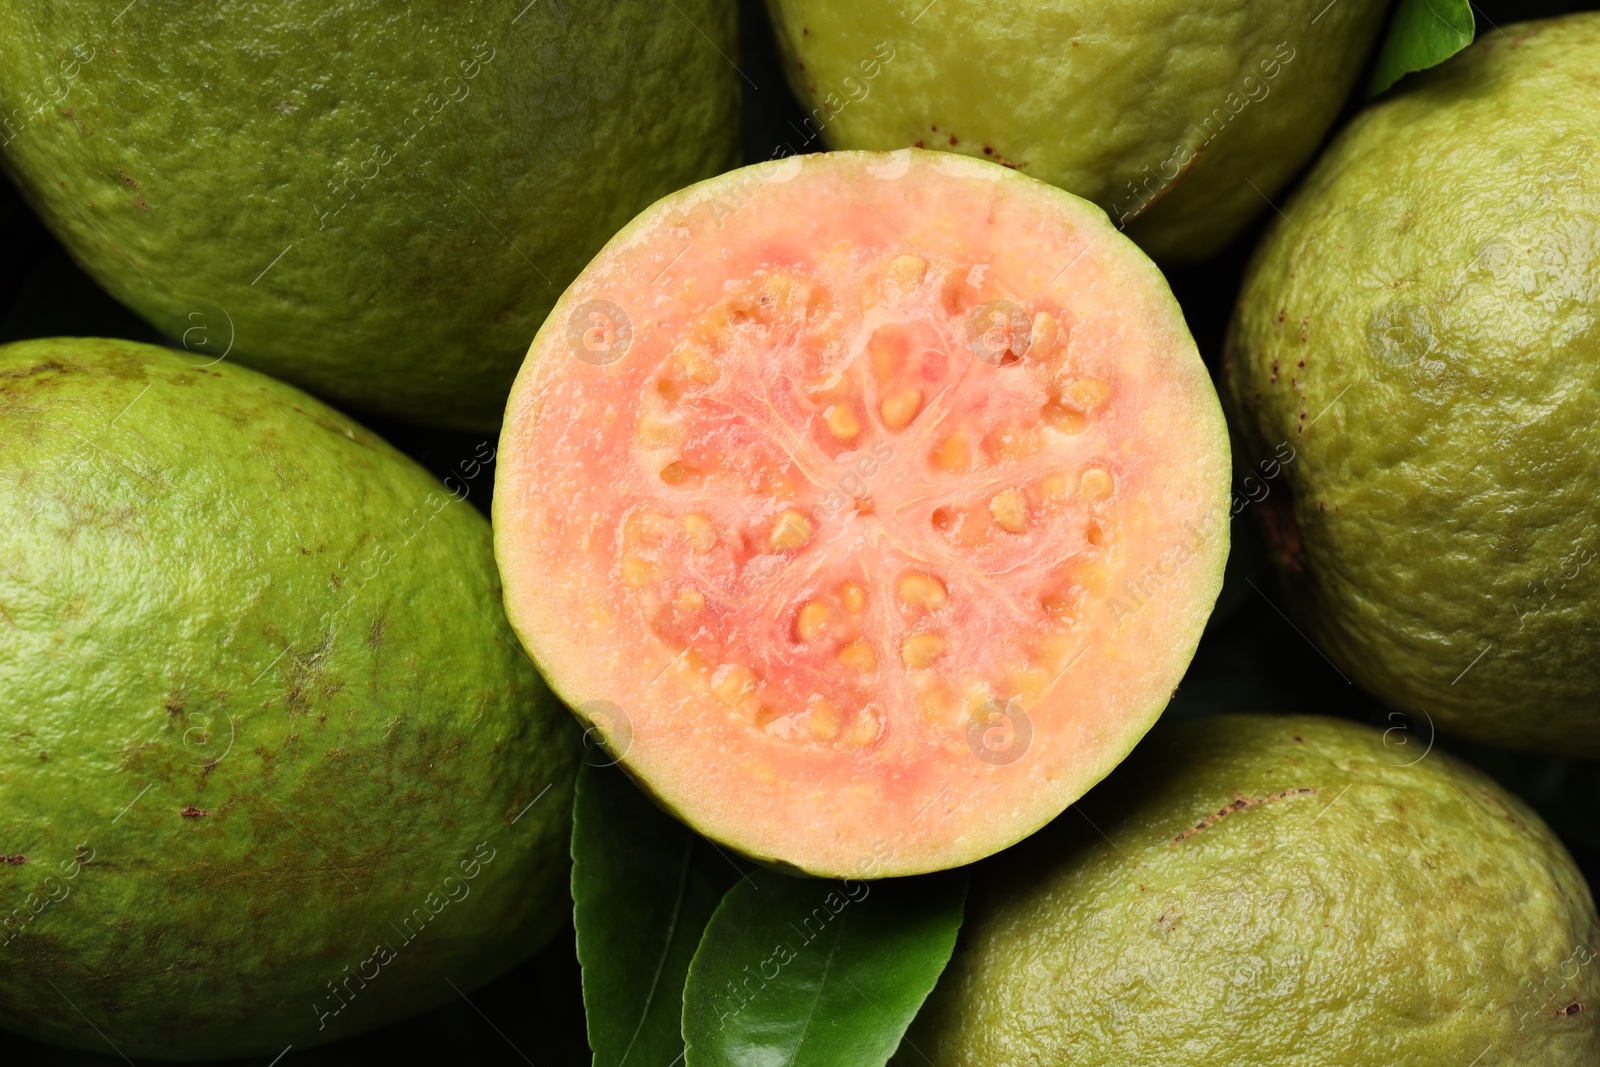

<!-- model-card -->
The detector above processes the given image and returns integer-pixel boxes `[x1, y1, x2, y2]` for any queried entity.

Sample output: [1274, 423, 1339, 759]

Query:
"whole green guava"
[0, 338, 577, 1060]
[901, 714, 1600, 1066]
[761, 0, 1387, 262]
[1225, 15, 1600, 755]
[0, 0, 740, 430]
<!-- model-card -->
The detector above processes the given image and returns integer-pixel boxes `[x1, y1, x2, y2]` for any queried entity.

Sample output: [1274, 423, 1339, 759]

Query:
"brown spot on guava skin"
[1259, 486, 1303, 574]
[0, 360, 66, 380]
[1170, 788, 1316, 844]
[180, 806, 209, 818]
[949, 135, 958, 145]
[1561, 1002, 1584, 1016]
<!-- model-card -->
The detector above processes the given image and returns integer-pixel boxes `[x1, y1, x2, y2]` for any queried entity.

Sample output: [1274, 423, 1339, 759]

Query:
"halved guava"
[495, 150, 1229, 877]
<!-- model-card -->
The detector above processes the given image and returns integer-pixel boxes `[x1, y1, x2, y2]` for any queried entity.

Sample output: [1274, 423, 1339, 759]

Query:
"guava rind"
[0, 338, 577, 1060]
[1225, 15, 1600, 755]
[0, 0, 739, 430]
[762, 0, 1387, 262]
[902, 714, 1600, 1066]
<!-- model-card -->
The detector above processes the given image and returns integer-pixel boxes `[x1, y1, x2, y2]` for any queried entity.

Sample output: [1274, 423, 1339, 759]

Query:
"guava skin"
[0, 1, 740, 430]
[762, 0, 1387, 263]
[0, 338, 577, 1060]
[1225, 16, 1600, 756]
[902, 714, 1600, 1067]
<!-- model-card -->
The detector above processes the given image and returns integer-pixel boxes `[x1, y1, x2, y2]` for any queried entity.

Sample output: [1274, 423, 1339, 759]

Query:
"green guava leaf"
[1368, 0, 1474, 96]
[573, 762, 737, 1067]
[681, 868, 967, 1067]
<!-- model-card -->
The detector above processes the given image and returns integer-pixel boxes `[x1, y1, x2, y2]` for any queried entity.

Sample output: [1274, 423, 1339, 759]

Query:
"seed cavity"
[934, 430, 971, 471]
[825, 404, 862, 440]
[840, 583, 866, 613]
[808, 697, 841, 741]
[712, 664, 758, 706]
[671, 343, 719, 385]
[1043, 586, 1082, 621]
[838, 639, 877, 673]
[769, 509, 814, 551]
[796, 600, 831, 642]
[1081, 468, 1114, 501]
[1008, 667, 1051, 705]
[1040, 472, 1069, 503]
[1086, 520, 1107, 548]
[1077, 561, 1111, 598]
[939, 267, 981, 316]
[887, 254, 928, 295]
[869, 323, 913, 382]
[898, 572, 947, 611]
[881, 388, 923, 429]
[901, 633, 947, 668]
[622, 557, 655, 589]
[915, 678, 957, 726]
[846, 711, 882, 746]
[1067, 377, 1110, 413]
[625, 511, 675, 549]
[1041, 398, 1088, 435]
[728, 275, 826, 328]
[1029, 312, 1058, 359]
[985, 425, 1045, 461]
[636, 414, 682, 450]
[989, 489, 1027, 533]
[683, 514, 717, 553]
[660, 460, 703, 487]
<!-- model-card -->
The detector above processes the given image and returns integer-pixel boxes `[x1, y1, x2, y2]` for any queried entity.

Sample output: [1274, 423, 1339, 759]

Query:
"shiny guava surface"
[901, 714, 1600, 1066]
[0, 338, 577, 1060]
[762, 0, 1387, 262]
[1225, 15, 1600, 756]
[495, 150, 1230, 879]
[0, 0, 739, 430]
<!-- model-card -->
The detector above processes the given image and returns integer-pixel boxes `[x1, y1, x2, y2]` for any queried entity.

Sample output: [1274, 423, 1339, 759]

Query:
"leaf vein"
[616, 833, 697, 1067]
[781, 903, 849, 1067]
